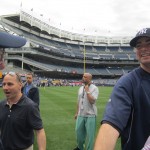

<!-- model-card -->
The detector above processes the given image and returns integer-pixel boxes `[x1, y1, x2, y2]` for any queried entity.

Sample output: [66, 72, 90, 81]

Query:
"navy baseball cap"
[130, 28, 150, 47]
[0, 31, 26, 48]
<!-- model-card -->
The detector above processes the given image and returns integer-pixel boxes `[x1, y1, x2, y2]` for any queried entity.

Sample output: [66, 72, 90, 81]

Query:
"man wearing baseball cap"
[94, 28, 150, 150]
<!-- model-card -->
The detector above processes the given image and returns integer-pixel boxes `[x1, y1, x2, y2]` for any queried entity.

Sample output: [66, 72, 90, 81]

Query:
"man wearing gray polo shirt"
[74, 73, 99, 150]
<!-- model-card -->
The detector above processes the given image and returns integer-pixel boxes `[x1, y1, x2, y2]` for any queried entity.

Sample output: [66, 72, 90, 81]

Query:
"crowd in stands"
[25, 76, 118, 87]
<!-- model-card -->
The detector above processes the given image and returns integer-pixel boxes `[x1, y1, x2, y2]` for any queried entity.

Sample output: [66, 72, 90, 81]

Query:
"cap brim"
[130, 37, 142, 47]
[0, 32, 26, 48]
[130, 34, 150, 47]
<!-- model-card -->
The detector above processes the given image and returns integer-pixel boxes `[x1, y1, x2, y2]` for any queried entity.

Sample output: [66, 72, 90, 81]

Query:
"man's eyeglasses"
[5, 71, 22, 82]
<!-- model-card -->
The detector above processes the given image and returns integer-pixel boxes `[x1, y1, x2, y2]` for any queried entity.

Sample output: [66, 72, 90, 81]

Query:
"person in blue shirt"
[94, 28, 150, 150]
[23, 73, 40, 106]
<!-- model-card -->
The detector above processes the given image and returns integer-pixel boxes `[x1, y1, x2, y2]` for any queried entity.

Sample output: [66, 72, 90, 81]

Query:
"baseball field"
[0, 86, 121, 150]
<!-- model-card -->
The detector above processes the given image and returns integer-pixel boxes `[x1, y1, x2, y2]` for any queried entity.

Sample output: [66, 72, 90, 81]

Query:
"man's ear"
[19, 82, 23, 88]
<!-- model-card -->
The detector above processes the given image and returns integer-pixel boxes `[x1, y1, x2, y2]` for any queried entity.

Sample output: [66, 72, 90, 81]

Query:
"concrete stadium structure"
[0, 10, 139, 79]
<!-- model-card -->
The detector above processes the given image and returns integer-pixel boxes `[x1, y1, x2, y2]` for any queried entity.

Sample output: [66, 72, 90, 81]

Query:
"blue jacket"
[22, 83, 40, 106]
[102, 67, 150, 150]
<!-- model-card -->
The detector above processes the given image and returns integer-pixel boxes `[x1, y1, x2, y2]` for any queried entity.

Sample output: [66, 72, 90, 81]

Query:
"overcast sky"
[0, 0, 150, 37]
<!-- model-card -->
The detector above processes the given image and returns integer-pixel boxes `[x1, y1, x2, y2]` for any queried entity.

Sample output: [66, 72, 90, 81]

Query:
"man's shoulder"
[79, 85, 84, 89]
[20, 95, 38, 107]
[21, 94, 32, 101]
[29, 83, 38, 91]
[90, 83, 98, 89]
[0, 99, 6, 105]
[119, 67, 142, 83]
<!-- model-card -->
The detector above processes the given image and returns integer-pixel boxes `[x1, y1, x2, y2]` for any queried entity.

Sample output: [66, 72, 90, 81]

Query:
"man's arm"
[94, 123, 119, 150]
[35, 87, 40, 105]
[35, 128, 46, 150]
[32, 87, 40, 105]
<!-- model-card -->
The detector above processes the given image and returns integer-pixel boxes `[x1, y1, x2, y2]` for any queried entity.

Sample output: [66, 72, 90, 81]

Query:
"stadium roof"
[0, 10, 134, 46]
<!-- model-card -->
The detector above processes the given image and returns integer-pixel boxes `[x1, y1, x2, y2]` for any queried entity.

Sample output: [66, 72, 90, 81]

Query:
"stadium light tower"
[83, 28, 86, 73]
[83, 41, 86, 73]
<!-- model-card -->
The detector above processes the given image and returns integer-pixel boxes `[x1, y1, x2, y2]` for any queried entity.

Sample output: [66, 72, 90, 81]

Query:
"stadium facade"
[0, 10, 139, 79]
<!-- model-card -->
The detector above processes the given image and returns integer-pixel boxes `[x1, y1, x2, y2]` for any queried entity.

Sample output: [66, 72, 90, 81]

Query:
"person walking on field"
[74, 73, 99, 150]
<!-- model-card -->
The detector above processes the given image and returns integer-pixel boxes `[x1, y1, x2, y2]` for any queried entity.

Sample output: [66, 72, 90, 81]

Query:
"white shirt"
[78, 84, 99, 116]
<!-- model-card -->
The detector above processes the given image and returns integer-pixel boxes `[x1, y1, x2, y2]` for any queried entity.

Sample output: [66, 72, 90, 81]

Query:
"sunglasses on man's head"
[5, 71, 22, 82]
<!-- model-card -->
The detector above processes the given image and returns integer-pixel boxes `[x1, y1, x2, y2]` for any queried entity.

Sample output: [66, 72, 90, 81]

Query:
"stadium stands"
[0, 10, 139, 80]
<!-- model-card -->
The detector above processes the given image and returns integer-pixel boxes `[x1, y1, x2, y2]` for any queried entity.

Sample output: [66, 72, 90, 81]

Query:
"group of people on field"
[1, 28, 150, 150]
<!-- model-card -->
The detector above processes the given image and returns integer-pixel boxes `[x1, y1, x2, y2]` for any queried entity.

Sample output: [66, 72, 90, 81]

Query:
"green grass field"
[0, 86, 121, 150]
